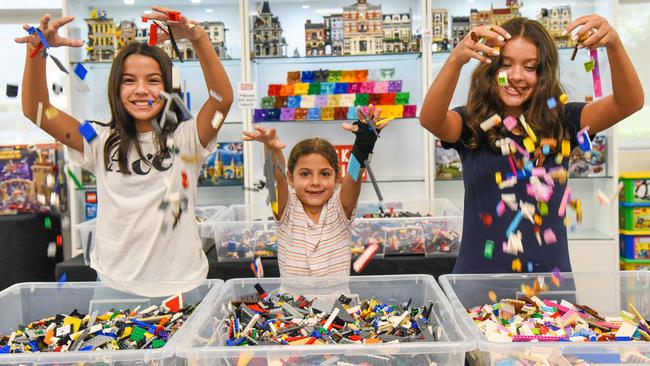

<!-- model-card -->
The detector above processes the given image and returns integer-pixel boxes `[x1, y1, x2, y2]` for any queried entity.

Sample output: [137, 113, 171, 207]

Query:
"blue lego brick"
[74, 63, 88, 81]
[79, 120, 97, 142]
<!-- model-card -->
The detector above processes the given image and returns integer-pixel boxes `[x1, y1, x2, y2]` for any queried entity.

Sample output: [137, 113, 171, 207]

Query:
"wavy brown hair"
[464, 17, 567, 151]
[287, 138, 340, 176]
[102, 43, 184, 174]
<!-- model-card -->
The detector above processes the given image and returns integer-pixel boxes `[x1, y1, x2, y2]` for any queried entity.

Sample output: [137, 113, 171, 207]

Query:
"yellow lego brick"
[561, 139, 570, 157]
[64, 316, 82, 333]
[523, 137, 535, 153]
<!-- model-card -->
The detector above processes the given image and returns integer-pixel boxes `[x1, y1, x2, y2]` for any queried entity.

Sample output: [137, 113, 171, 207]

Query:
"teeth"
[134, 101, 148, 106]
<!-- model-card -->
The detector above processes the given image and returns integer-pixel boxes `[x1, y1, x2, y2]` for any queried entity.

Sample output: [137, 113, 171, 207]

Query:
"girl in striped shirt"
[243, 105, 389, 277]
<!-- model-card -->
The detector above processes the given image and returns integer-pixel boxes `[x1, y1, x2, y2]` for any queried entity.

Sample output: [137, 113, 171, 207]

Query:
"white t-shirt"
[69, 119, 216, 296]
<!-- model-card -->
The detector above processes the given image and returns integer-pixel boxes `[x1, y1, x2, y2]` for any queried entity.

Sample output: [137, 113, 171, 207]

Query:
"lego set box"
[198, 142, 244, 187]
[0, 143, 66, 216]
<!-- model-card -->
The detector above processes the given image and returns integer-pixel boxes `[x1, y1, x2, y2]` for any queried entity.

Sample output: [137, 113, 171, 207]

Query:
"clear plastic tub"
[214, 199, 463, 261]
[174, 275, 474, 366]
[0, 280, 223, 365]
[439, 271, 650, 365]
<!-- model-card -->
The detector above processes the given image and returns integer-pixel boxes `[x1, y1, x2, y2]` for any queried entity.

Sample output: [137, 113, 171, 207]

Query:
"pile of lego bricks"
[224, 284, 441, 347]
[468, 295, 650, 343]
[0, 295, 196, 354]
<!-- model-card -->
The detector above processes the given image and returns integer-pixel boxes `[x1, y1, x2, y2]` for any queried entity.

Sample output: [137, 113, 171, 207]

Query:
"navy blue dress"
[442, 103, 586, 274]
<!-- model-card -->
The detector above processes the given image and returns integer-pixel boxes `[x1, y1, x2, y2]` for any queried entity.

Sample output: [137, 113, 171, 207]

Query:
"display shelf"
[251, 52, 421, 64]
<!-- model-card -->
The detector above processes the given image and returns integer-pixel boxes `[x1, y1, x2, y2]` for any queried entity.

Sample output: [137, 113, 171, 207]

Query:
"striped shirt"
[277, 186, 354, 277]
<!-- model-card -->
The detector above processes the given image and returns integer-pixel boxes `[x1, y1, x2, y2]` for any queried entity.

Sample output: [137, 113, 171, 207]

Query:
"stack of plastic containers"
[619, 172, 650, 270]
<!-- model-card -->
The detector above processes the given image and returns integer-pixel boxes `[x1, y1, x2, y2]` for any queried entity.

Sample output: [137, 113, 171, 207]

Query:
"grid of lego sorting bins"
[619, 172, 650, 271]
[253, 68, 418, 122]
[212, 199, 462, 261]
[0, 279, 222, 365]
[439, 271, 650, 365]
[173, 275, 474, 366]
[75, 205, 227, 264]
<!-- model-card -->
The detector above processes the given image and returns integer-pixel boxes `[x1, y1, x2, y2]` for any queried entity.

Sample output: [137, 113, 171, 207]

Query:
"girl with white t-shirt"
[242, 105, 389, 277]
[17, 7, 233, 295]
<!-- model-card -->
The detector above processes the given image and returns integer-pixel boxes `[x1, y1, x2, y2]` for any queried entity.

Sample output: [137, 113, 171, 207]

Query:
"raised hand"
[14, 14, 84, 48]
[564, 14, 619, 50]
[242, 126, 286, 150]
[342, 104, 391, 133]
[450, 24, 510, 65]
[144, 6, 205, 43]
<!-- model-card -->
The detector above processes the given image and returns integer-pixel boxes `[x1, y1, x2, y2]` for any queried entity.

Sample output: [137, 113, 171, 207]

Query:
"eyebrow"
[503, 57, 538, 63]
[122, 73, 163, 78]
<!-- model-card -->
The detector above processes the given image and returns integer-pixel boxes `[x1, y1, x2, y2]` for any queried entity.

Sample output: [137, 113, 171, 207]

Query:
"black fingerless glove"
[350, 120, 380, 168]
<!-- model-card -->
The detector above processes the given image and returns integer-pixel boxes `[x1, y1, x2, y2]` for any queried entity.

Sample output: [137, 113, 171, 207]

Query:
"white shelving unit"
[61, 0, 620, 271]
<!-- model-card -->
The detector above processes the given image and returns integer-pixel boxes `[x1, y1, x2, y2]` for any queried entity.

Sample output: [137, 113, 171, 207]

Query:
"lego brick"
[334, 107, 348, 120]
[280, 108, 294, 121]
[315, 95, 329, 108]
[333, 82, 349, 94]
[294, 108, 308, 121]
[308, 82, 321, 95]
[268, 84, 282, 96]
[355, 94, 369, 106]
[373, 81, 389, 93]
[327, 95, 341, 107]
[261, 96, 275, 109]
[280, 84, 294, 96]
[287, 71, 300, 84]
[320, 82, 335, 95]
[274, 96, 288, 109]
[395, 92, 410, 105]
[354, 69, 368, 81]
[300, 95, 316, 108]
[348, 82, 362, 94]
[321, 107, 334, 120]
[380, 93, 396, 105]
[268, 109, 281, 121]
[327, 70, 342, 82]
[403, 105, 417, 118]
[388, 80, 403, 93]
[360, 82, 375, 93]
[253, 109, 270, 122]
[301, 70, 315, 83]
[341, 70, 355, 82]
[287, 96, 302, 108]
[294, 83, 309, 95]
[307, 108, 321, 120]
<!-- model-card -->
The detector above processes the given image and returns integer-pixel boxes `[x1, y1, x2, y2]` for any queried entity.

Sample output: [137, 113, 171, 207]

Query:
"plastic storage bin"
[619, 172, 650, 204]
[214, 199, 462, 261]
[620, 230, 650, 260]
[439, 271, 650, 365]
[620, 257, 650, 270]
[174, 275, 474, 366]
[0, 279, 223, 365]
[619, 203, 650, 231]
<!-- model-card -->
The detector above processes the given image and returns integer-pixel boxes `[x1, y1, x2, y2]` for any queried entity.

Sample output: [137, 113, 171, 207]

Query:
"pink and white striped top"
[277, 186, 354, 277]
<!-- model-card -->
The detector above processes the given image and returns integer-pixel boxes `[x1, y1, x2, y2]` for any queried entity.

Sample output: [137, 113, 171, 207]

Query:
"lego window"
[615, 1, 650, 148]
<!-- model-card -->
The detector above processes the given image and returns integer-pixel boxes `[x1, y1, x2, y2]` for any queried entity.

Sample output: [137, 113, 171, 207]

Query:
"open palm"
[14, 14, 83, 48]
[242, 126, 286, 150]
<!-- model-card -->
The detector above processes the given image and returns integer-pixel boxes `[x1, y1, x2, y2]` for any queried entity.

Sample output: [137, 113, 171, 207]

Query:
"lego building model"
[84, 9, 230, 62]
[470, 0, 522, 29]
[251, 0, 288, 58]
[446, 1, 574, 49]
[431, 9, 449, 52]
[538, 6, 575, 48]
[302, 0, 420, 57]
[451, 16, 470, 48]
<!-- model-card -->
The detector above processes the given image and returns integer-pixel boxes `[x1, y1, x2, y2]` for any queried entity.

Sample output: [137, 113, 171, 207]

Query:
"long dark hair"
[103, 43, 183, 174]
[287, 138, 340, 176]
[464, 17, 567, 151]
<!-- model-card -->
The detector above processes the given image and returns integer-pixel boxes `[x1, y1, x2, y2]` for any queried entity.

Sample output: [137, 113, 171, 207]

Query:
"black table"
[0, 213, 62, 291]
[55, 247, 456, 281]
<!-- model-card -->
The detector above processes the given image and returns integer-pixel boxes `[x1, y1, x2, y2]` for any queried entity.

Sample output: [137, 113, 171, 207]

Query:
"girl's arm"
[419, 25, 509, 142]
[564, 15, 644, 134]
[340, 105, 391, 219]
[242, 126, 288, 220]
[147, 6, 234, 148]
[16, 15, 85, 152]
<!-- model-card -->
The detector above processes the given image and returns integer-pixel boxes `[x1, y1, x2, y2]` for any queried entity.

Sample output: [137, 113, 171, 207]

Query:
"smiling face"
[119, 54, 166, 132]
[497, 36, 539, 116]
[288, 153, 338, 211]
